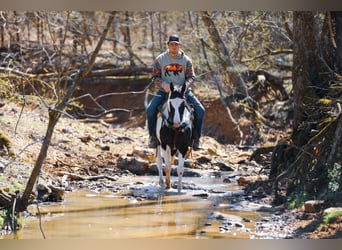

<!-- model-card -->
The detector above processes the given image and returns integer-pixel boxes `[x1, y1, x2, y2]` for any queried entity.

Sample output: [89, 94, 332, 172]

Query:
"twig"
[14, 85, 26, 136]
[241, 49, 293, 63]
[11, 196, 16, 231]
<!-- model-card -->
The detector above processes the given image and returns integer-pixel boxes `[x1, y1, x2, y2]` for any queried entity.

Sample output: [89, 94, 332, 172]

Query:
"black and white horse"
[156, 82, 193, 192]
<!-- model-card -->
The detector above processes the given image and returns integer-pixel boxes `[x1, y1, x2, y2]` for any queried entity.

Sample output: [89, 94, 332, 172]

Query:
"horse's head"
[165, 82, 191, 129]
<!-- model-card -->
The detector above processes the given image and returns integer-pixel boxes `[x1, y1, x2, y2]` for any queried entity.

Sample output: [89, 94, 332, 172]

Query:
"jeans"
[146, 89, 205, 139]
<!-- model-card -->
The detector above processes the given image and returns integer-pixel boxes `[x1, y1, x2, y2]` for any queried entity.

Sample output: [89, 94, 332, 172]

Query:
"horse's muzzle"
[173, 123, 180, 129]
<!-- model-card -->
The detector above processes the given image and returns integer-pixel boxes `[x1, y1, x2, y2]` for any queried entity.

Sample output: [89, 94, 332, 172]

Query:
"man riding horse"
[146, 34, 205, 150]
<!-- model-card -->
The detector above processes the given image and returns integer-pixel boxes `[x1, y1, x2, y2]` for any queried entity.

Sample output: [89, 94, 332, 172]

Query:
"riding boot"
[192, 127, 201, 150]
[148, 135, 157, 148]
[193, 138, 201, 151]
[192, 128, 201, 151]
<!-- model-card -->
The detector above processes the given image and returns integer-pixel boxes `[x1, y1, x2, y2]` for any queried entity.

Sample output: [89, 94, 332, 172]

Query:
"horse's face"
[166, 83, 191, 129]
[168, 97, 185, 128]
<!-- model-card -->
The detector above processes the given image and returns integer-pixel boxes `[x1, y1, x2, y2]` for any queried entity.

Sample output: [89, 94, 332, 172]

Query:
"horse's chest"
[160, 125, 191, 150]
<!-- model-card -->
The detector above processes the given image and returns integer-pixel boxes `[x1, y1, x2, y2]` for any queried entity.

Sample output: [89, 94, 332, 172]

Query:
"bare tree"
[0, 11, 116, 212]
[200, 11, 248, 99]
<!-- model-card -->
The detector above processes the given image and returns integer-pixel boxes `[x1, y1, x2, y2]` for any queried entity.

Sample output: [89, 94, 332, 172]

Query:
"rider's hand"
[162, 81, 170, 93]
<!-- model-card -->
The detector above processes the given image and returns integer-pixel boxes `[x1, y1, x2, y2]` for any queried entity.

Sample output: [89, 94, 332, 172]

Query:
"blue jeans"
[146, 89, 205, 139]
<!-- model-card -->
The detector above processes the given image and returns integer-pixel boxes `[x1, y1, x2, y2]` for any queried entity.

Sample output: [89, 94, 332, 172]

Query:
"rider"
[146, 34, 205, 150]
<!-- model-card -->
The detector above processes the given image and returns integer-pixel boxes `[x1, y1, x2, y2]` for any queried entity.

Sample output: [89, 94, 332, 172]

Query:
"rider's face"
[168, 42, 180, 55]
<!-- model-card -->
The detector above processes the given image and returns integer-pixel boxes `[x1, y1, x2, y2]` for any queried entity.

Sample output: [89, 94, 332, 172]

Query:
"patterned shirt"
[152, 50, 195, 90]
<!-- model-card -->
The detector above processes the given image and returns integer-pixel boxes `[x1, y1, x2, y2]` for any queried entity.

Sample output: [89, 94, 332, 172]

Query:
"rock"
[117, 156, 149, 175]
[208, 211, 243, 222]
[193, 193, 209, 198]
[213, 161, 234, 171]
[237, 175, 268, 186]
[303, 200, 325, 213]
[132, 146, 155, 161]
[223, 178, 231, 183]
[323, 207, 342, 215]
[79, 134, 93, 143]
[36, 184, 64, 202]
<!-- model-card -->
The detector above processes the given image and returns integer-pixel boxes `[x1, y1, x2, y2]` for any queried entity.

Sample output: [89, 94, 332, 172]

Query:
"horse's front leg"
[156, 146, 165, 189]
[177, 151, 185, 192]
[161, 146, 172, 189]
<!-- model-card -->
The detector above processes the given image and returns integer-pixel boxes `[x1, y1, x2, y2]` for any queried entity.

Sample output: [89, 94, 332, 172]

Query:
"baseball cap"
[167, 35, 180, 44]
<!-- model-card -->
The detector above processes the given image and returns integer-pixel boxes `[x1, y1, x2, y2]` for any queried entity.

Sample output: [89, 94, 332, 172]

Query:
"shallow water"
[2, 172, 289, 239]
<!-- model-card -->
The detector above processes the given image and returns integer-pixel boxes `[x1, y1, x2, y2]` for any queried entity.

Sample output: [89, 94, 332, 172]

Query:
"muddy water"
[3, 172, 291, 239]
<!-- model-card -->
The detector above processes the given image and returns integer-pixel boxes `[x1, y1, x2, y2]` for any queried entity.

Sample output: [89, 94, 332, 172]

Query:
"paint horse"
[156, 82, 193, 192]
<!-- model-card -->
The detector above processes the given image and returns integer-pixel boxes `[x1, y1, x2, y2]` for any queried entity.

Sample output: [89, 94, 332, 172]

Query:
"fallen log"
[87, 66, 152, 77]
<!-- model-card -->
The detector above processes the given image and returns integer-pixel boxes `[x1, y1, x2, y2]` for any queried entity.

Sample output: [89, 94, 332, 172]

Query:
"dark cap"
[167, 35, 180, 44]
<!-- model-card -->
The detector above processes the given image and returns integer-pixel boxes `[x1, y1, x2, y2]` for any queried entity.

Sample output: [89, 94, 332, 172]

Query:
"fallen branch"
[241, 49, 293, 63]
[57, 171, 118, 182]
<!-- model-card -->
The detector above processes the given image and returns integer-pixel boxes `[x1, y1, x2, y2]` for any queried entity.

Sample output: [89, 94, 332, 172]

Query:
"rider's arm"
[185, 58, 195, 89]
[152, 58, 162, 88]
[152, 58, 170, 92]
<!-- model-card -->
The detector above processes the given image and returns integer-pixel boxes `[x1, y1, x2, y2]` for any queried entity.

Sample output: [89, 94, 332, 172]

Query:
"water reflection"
[2, 173, 281, 239]
[6, 188, 211, 239]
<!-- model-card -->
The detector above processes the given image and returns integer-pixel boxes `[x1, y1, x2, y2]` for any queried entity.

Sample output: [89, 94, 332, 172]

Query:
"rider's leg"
[146, 90, 168, 147]
[186, 91, 205, 149]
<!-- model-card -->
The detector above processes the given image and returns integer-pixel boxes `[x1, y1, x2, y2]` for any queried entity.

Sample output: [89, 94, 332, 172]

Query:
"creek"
[2, 170, 294, 239]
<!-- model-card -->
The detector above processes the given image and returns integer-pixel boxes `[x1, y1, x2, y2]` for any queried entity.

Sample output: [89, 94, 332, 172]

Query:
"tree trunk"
[200, 11, 248, 99]
[272, 11, 342, 203]
[121, 12, 136, 67]
[149, 12, 155, 59]
[331, 11, 342, 74]
[292, 11, 327, 146]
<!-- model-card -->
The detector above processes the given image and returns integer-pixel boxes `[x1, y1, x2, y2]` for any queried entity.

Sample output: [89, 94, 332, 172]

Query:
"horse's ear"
[170, 82, 174, 92]
[181, 82, 186, 95]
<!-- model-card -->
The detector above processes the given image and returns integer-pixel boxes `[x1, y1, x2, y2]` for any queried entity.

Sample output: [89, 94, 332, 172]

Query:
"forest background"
[0, 11, 341, 223]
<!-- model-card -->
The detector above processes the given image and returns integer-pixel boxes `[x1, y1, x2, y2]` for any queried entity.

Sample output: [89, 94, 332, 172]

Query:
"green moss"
[323, 211, 342, 224]
[13, 182, 25, 192]
[287, 190, 309, 209]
